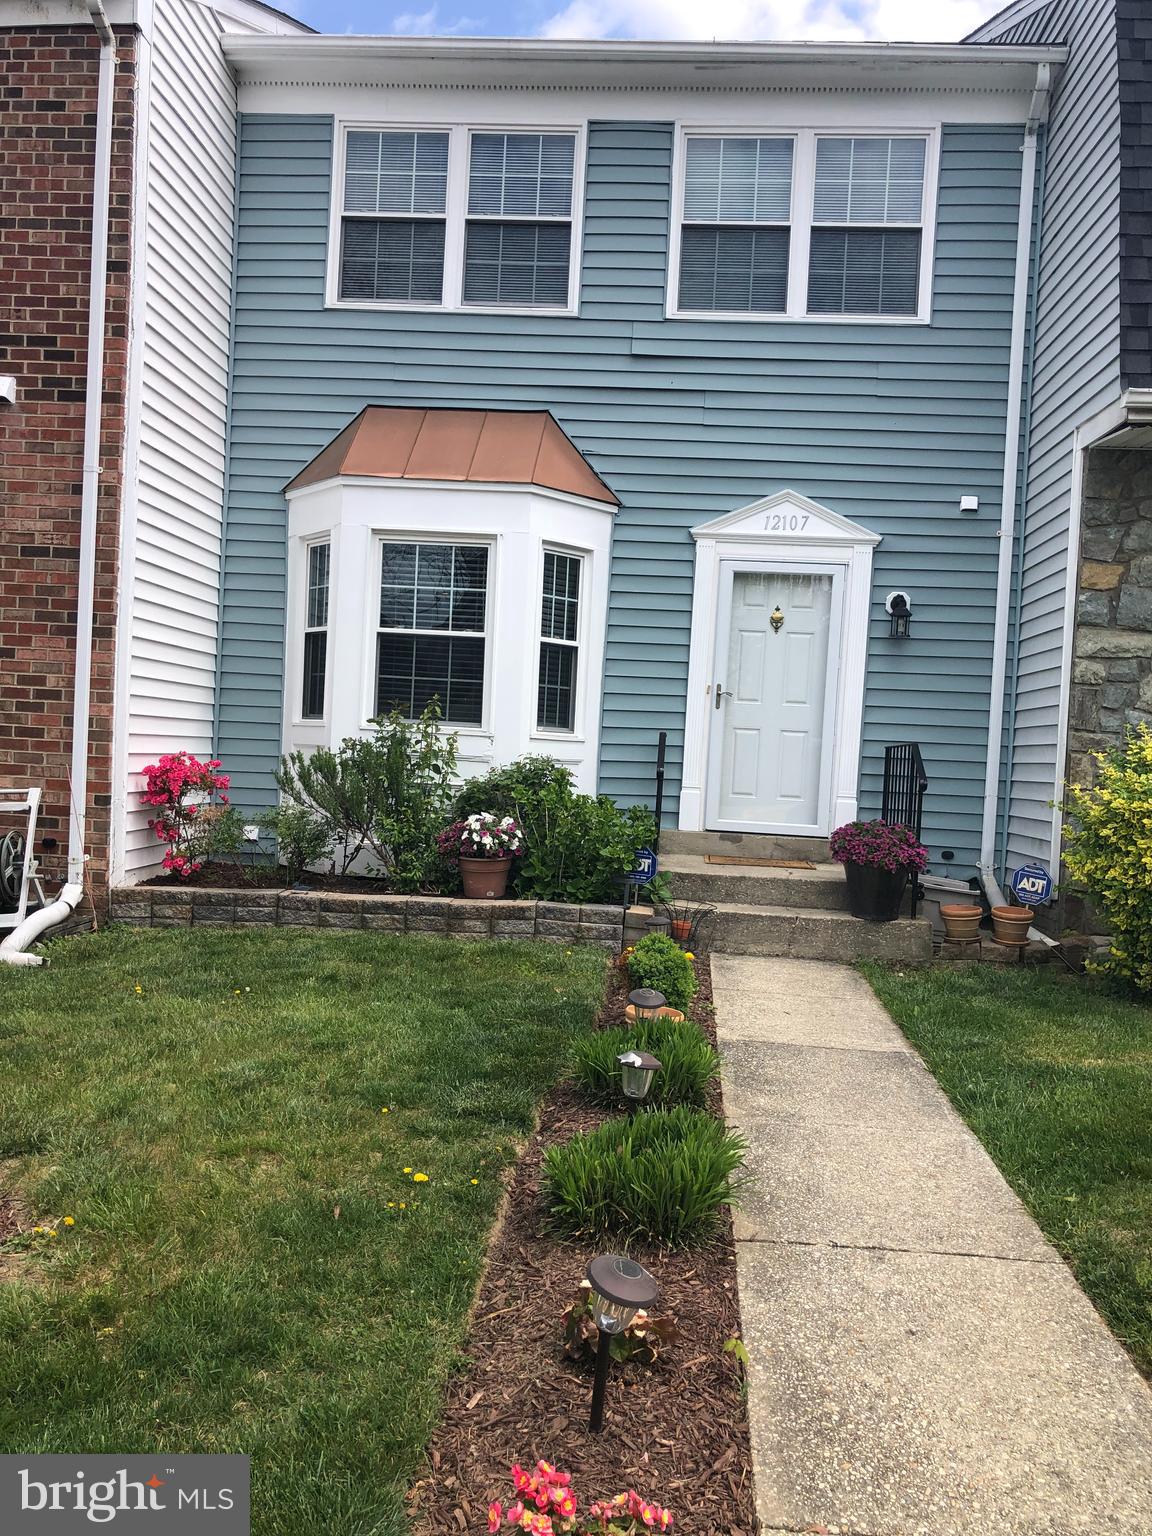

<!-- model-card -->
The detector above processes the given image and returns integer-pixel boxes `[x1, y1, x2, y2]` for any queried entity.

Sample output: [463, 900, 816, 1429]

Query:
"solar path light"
[585, 1253, 660, 1434]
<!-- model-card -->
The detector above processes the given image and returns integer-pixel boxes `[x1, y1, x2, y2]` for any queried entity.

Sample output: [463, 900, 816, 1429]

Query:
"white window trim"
[300, 539, 331, 723]
[369, 531, 497, 733]
[287, 536, 333, 728]
[326, 118, 587, 316]
[533, 543, 586, 740]
[666, 124, 940, 325]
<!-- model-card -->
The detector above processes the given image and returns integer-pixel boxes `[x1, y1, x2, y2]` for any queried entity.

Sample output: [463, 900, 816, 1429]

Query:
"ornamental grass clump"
[626, 933, 697, 1012]
[570, 1016, 719, 1109]
[829, 818, 929, 873]
[1063, 723, 1152, 994]
[543, 1105, 746, 1246]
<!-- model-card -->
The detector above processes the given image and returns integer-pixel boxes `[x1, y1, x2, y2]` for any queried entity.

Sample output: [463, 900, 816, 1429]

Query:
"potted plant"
[940, 903, 983, 941]
[829, 819, 928, 923]
[990, 903, 1034, 946]
[438, 812, 524, 899]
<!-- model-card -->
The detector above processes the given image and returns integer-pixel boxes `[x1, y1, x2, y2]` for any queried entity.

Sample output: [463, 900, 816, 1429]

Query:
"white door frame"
[679, 489, 881, 836]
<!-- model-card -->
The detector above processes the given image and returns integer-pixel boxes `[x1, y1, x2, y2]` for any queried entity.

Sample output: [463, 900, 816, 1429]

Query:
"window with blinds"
[807, 137, 925, 316]
[463, 132, 576, 308]
[301, 542, 330, 720]
[338, 130, 450, 303]
[677, 136, 793, 314]
[376, 542, 488, 726]
[537, 551, 581, 732]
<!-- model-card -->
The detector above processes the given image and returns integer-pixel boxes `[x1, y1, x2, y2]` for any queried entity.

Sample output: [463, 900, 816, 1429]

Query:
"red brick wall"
[0, 25, 136, 905]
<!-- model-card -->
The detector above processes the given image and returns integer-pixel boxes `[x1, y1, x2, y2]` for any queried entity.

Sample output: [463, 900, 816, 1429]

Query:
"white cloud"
[391, 4, 483, 33]
[537, 0, 997, 43]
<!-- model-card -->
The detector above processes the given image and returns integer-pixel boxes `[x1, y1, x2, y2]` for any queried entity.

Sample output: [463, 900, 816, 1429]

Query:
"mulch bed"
[143, 865, 398, 893]
[408, 954, 757, 1536]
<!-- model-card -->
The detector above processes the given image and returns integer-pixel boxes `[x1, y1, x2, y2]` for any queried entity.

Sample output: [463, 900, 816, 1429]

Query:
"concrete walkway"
[715, 954, 1152, 1536]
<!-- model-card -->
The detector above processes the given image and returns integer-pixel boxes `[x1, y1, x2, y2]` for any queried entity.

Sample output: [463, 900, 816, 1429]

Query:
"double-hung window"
[335, 125, 581, 311]
[301, 542, 330, 720]
[537, 551, 581, 732]
[376, 541, 488, 726]
[677, 135, 794, 314]
[807, 136, 926, 317]
[671, 129, 932, 321]
[339, 130, 450, 304]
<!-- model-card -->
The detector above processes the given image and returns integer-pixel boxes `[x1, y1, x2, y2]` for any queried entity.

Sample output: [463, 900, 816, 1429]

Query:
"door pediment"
[691, 490, 881, 547]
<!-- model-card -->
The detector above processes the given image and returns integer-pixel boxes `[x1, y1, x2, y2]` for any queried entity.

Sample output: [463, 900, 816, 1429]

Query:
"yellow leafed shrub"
[1062, 723, 1152, 993]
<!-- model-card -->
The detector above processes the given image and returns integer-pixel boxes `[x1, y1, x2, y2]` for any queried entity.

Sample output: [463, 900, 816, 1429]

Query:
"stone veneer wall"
[109, 888, 624, 949]
[1069, 448, 1152, 783]
[1062, 447, 1152, 931]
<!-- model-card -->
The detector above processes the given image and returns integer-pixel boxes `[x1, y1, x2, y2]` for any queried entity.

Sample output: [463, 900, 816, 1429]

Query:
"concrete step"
[660, 829, 833, 863]
[662, 853, 852, 911]
[708, 901, 932, 964]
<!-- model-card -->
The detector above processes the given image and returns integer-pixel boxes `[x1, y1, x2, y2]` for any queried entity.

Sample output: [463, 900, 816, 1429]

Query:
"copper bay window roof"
[285, 406, 618, 506]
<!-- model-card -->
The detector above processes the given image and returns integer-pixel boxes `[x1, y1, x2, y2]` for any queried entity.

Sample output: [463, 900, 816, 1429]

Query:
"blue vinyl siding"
[219, 115, 1027, 871]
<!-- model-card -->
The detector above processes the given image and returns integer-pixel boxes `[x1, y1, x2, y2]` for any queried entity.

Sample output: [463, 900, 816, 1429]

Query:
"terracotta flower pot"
[940, 903, 983, 941]
[991, 904, 1034, 946]
[459, 856, 512, 900]
[668, 918, 692, 944]
[623, 1003, 686, 1025]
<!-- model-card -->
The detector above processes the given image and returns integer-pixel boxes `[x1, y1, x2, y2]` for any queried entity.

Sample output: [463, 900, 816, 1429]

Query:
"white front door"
[707, 564, 840, 834]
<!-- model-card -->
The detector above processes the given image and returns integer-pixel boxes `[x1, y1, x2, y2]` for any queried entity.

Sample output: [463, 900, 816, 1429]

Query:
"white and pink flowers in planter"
[438, 812, 525, 899]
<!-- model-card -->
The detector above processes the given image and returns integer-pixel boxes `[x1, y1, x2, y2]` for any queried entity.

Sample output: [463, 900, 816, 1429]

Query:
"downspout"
[978, 62, 1049, 911]
[68, 0, 117, 888]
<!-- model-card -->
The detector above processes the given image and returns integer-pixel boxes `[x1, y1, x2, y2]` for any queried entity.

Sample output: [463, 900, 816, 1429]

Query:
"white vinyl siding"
[118, 0, 241, 880]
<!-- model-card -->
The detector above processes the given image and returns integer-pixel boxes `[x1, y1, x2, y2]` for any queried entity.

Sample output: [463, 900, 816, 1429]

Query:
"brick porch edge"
[109, 887, 625, 949]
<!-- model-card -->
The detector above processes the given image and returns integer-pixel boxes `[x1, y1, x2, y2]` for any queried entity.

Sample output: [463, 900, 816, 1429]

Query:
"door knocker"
[770, 607, 785, 633]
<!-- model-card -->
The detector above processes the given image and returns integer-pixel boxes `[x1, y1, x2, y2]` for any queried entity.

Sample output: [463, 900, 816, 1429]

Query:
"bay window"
[301, 541, 330, 720]
[537, 551, 581, 732]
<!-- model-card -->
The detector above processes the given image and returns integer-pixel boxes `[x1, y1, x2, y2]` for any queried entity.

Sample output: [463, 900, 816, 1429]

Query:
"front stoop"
[660, 854, 931, 964]
[710, 902, 932, 963]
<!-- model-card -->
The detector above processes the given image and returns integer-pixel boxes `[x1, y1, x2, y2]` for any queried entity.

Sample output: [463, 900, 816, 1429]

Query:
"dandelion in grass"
[380, 1107, 390, 1115]
[412, 1172, 428, 1183]
[470, 1178, 479, 1185]
[134, 985, 143, 995]
[403, 1166, 412, 1174]
[399, 1202, 407, 1209]
[63, 1216, 74, 1227]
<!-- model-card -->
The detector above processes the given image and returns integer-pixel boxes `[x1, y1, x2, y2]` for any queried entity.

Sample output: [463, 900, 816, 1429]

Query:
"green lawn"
[0, 927, 607, 1535]
[863, 963, 1152, 1375]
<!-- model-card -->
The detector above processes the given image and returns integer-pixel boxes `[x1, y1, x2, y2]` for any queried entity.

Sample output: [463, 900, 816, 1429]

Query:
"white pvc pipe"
[0, 883, 85, 967]
[68, 3, 116, 885]
[978, 79, 1046, 888]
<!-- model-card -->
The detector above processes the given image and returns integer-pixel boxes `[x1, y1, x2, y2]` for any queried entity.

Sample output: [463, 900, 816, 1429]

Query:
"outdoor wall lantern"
[627, 988, 666, 1020]
[586, 1253, 660, 1433]
[617, 1048, 662, 1106]
[885, 591, 913, 639]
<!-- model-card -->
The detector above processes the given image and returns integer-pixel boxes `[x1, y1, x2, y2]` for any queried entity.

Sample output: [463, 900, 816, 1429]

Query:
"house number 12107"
[764, 512, 810, 532]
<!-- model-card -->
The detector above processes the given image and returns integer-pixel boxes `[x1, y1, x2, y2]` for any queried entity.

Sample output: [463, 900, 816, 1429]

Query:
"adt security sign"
[1010, 864, 1053, 906]
[629, 848, 658, 885]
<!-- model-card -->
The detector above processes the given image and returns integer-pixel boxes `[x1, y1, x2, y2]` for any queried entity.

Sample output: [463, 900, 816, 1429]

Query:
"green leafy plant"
[1063, 723, 1152, 993]
[542, 1105, 746, 1245]
[274, 700, 457, 891]
[561, 1284, 678, 1365]
[258, 803, 334, 885]
[450, 754, 655, 904]
[626, 932, 697, 1012]
[571, 1015, 719, 1108]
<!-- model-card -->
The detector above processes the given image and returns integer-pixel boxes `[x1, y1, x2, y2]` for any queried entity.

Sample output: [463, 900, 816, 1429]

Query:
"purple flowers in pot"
[829, 819, 928, 874]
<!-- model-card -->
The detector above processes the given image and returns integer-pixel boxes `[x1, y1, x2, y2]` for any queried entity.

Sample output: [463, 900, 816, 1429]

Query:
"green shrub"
[275, 700, 457, 891]
[571, 1016, 719, 1108]
[451, 753, 655, 904]
[627, 933, 697, 1012]
[543, 1105, 746, 1246]
[1063, 724, 1152, 994]
[258, 803, 334, 885]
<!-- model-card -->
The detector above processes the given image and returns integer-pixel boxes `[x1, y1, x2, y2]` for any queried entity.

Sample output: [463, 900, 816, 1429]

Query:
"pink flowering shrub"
[829, 818, 928, 874]
[438, 812, 525, 862]
[486, 1462, 672, 1535]
[141, 751, 230, 878]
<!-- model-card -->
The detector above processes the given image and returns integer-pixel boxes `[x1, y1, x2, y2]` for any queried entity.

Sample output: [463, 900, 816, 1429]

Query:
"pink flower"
[488, 1502, 503, 1533]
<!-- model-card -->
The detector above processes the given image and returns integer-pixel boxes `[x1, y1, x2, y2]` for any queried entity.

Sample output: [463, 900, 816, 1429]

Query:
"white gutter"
[978, 62, 1049, 911]
[68, 0, 117, 888]
[0, 884, 85, 968]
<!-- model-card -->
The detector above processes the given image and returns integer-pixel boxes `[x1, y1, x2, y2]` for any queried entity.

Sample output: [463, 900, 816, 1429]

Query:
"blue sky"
[288, 0, 1005, 44]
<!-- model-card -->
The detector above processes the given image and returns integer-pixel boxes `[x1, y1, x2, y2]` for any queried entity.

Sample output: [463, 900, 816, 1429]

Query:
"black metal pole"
[589, 1328, 613, 1433]
[653, 731, 667, 855]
